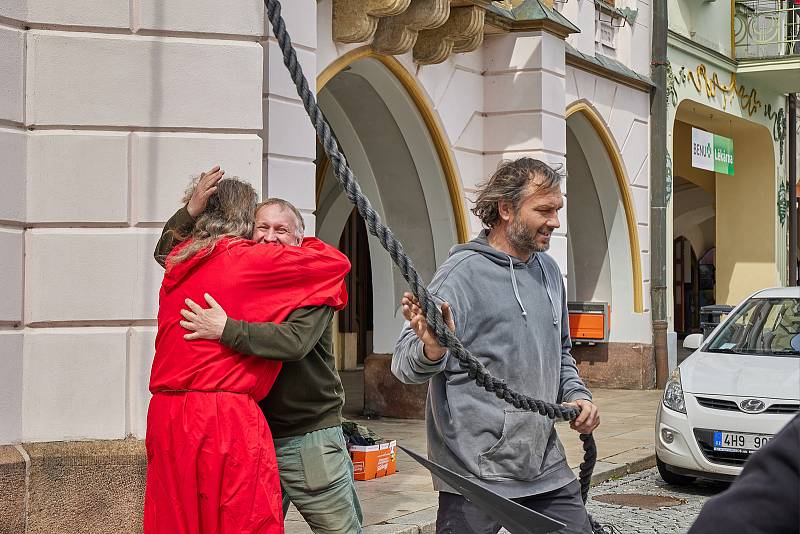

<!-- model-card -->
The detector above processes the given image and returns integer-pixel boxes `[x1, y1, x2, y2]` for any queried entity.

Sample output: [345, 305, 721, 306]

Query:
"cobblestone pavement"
[583, 468, 730, 534]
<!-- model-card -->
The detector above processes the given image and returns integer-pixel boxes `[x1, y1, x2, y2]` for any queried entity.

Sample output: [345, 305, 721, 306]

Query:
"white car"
[656, 287, 800, 484]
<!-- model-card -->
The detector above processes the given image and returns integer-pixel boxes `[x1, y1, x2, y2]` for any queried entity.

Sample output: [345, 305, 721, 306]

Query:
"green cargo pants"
[274, 426, 363, 534]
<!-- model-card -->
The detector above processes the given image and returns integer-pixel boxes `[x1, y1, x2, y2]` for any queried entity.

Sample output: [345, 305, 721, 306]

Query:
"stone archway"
[565, 101, 652, 388]
[315, 48, 466, 416]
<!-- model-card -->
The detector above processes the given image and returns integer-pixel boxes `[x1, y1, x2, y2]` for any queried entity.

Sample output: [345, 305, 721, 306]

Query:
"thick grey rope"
[264, 2, 608, 530]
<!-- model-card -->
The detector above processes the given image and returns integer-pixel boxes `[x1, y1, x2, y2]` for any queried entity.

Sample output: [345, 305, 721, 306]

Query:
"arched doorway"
[565, 103, 643, 338]
[315, 48, 467, 416]
[565, 102, 650, 387]
[673, 236, 700, 335]
[671, 100, 778, 310]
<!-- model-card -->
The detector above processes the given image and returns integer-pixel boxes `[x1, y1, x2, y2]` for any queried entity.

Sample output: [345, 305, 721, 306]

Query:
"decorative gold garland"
[671, 62, 787, 163]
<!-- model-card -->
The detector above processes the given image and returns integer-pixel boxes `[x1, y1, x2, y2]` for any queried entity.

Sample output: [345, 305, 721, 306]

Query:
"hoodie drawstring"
[508, 256, 528, 317]
[535, 255, 559, 326]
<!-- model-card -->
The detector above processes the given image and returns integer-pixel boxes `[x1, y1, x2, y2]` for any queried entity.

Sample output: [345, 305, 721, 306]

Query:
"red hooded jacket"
[150, 236, 350, 400]
[144, 236, 350, 534]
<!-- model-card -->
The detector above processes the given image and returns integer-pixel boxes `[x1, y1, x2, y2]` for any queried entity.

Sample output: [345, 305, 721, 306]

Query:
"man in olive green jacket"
[154, 167, 362, 534]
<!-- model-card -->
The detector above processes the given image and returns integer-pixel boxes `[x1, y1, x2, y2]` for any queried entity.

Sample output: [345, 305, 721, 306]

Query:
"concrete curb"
[361, 453, 658, 534]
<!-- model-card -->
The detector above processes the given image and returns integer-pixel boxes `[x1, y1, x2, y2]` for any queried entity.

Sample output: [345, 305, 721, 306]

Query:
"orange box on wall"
[349, 440, 397, 481]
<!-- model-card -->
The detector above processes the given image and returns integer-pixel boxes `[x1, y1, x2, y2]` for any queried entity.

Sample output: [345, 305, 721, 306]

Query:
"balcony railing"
[735, 0, 800, 58]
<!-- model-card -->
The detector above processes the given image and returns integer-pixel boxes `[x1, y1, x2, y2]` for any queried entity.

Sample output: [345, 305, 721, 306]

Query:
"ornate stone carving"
[372, 0, 451, 56]
[332, 0, 411, 44]
[413, 5, 485, 64]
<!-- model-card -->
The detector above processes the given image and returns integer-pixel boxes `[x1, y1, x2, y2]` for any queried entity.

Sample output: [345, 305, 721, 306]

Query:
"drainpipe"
[790, 94, 797, 286]
[650, 0, 669, 388]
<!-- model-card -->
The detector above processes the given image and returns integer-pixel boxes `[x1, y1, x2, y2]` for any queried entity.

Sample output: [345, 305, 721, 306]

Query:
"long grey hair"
[168, 176, 257, 265]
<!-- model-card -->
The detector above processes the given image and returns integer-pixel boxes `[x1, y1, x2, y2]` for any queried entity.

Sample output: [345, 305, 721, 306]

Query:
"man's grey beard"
[506, 216, 549, 256]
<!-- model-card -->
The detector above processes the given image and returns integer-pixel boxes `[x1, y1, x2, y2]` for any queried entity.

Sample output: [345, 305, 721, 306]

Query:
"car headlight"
[663, 368, 686, 414]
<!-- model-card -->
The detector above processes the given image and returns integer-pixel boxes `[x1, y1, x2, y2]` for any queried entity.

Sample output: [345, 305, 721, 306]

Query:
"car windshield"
[707, 298, 800, 356]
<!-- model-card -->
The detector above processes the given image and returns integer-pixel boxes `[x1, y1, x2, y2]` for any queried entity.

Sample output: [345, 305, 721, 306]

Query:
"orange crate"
[349, 440, 397, 481]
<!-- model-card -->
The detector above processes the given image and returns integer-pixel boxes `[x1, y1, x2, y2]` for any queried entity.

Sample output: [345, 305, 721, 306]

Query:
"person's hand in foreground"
[180, 293, 228, 340]
[401, 291, 455, 362]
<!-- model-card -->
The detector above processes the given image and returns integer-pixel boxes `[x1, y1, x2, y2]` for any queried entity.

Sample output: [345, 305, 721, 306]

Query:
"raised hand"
[186, 166, 225, 217]
[401, 291, 455, 362]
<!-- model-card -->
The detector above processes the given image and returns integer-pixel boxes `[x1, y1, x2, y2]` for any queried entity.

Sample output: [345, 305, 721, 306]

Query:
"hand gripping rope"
[263, 2, 613, 532]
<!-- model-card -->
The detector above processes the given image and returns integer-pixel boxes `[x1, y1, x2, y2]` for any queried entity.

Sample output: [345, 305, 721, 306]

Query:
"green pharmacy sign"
[691, 127, 734, 175]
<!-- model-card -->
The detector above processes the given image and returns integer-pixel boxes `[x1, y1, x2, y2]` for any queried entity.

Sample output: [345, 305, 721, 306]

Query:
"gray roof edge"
[565, 42, 654, 89]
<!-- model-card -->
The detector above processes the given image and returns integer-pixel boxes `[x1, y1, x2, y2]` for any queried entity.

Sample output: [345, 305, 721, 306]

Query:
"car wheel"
[657, 456, 696, 486]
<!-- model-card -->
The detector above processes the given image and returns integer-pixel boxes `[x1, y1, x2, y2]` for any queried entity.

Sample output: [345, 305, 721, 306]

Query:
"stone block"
[131, 133, 262, 223]
[574, 68, 596, 101]
[0, 446, 26, 533]
[452, 148, 483, 192]
[637, 224, 649, 254]
[263, 156, 316, 211]
[136, 0, 263, 35]
[548, 234, 568, 275]
[27, 132, 129, 223]
[484, 69, 565, 114]
[364, 354, 426, 419]
[622, 120, 648, 183]
[22, 328, 128, 442]
[25, 440, 146, 534]
[0, 332, 23, 444]
[573, 342, 654, 389]
[266, 0, 317, 49]
[26, 32, 262, 129]
[437, 68, 482, 143]
[0, 27, 24, 123]
[265, 39, 317, 99]
[0, 229, 23, 323]
[453, 113, 483, 153]
[417, 59, 458, 109]
[608, 86, 648, 146]
[631, 185, 649, 227]
[264, 97, 316, 159]
[27, 0, 129, 28]
[128, 327, 156, 439]
[300, 211, 316, 237]
[0, 128, 27, 222]
[484, 32, 565, 75]
[483, 112, 565, 155]
[0, 1, 26, 22]
[25, 229, 162, 323]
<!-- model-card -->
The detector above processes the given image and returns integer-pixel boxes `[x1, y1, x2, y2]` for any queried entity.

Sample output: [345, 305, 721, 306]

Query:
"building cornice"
[667, 30, 737, 72]
[566, 47, 654, 93]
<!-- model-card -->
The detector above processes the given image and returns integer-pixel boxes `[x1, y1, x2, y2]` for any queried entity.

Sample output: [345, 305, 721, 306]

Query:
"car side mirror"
[683, 333, 704, 350]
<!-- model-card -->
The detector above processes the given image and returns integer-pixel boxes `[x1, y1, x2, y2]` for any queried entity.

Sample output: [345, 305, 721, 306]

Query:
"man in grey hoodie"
[392, 158, 600, 534]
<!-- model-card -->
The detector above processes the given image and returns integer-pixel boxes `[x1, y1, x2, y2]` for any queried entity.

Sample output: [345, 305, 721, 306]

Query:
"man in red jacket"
[144, 177, 350, 534]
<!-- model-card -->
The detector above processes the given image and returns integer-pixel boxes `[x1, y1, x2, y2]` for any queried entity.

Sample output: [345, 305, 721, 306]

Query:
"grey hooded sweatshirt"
[392, 231, 591, 498]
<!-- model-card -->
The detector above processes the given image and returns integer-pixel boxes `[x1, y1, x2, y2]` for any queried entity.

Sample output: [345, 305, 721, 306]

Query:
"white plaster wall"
[0, 4, 264, 444]
[22, 328, 128, 442]
[561, 0, 652, 77]
[264, 0, 318, 225]
[565, 66, 652, 342]
[483, 32, 569, 273]
[0, 332, 24, 444]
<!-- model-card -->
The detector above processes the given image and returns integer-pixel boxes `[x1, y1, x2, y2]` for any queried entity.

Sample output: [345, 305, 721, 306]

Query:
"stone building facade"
[0, 0, 653, 530]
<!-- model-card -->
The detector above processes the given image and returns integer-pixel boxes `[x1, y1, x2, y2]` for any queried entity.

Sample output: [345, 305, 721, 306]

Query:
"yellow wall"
[714, 124, 778, 305]
[673, 102, 778, 306]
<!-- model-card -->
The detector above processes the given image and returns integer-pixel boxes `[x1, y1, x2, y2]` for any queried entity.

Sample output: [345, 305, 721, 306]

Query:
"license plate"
[713, 431, 772, 452]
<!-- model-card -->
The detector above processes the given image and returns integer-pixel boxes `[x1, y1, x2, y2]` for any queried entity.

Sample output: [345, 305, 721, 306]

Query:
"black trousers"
[435, 479, 592, 534]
